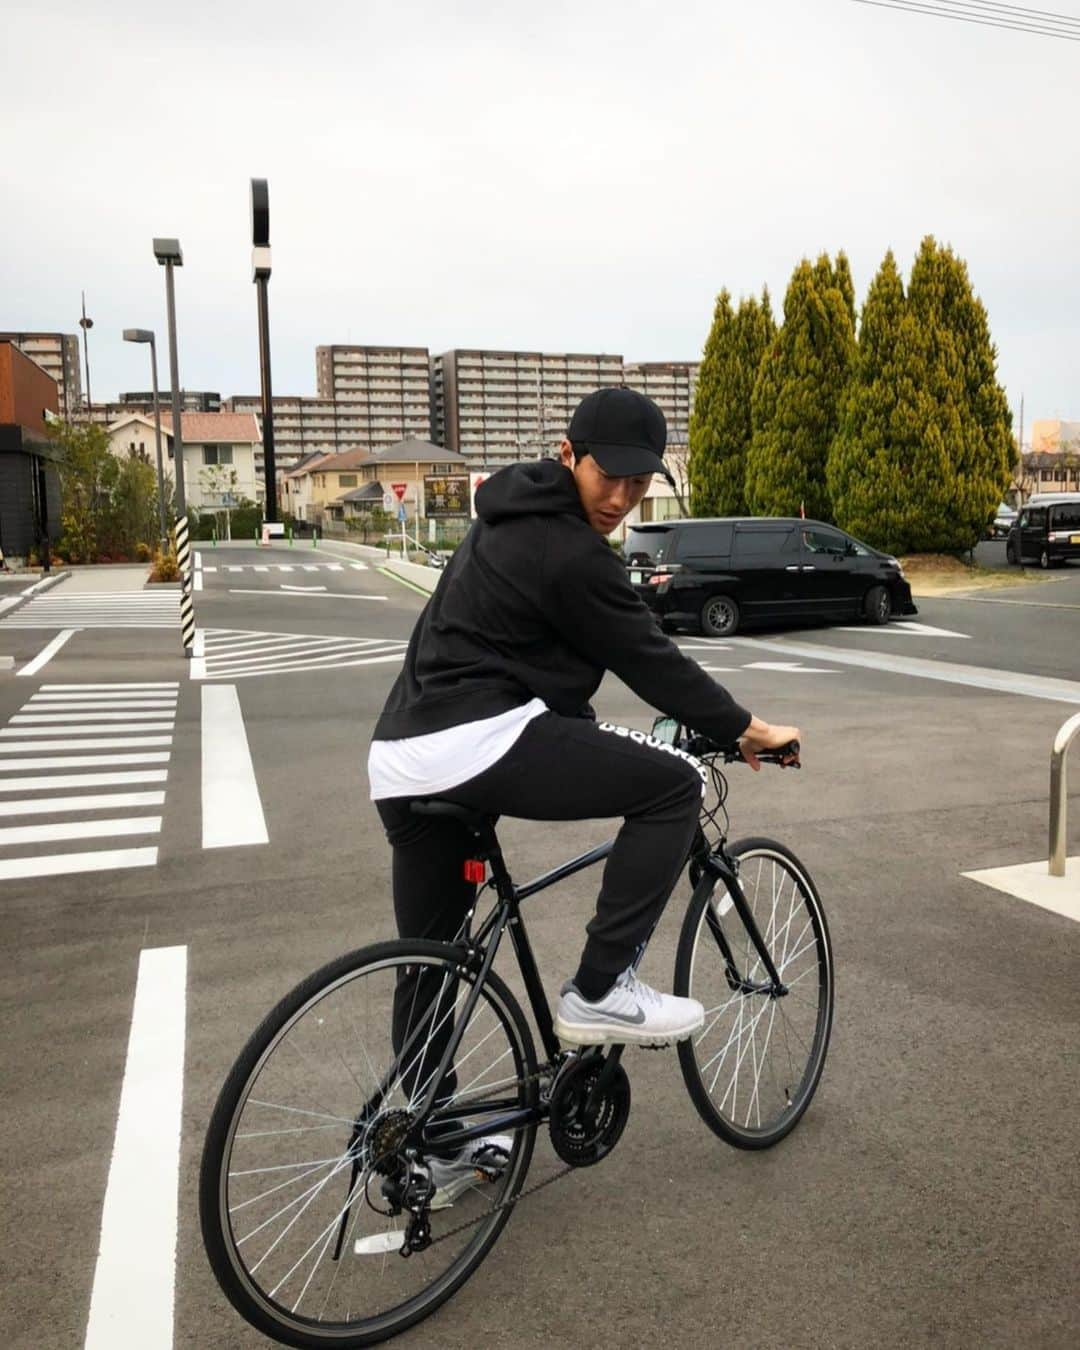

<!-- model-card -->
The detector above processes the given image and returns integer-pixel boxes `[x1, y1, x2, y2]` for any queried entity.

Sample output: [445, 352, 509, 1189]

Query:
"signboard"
[397, 503, 407, 523]
[424, 473, 470, 519]
[391, 482, 408, 502]
[382, 490, 395, 511]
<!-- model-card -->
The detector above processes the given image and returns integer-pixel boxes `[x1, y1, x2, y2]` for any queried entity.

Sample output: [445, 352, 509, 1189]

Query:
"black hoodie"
[372, 460, 751, 745]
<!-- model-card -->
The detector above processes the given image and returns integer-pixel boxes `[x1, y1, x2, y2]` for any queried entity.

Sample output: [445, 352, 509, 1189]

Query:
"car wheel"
[863, 584, 891, 625]
[1039, 549, 1051, 570]
[1006, 542, 1018, 565]
[700, 595, 739, 637]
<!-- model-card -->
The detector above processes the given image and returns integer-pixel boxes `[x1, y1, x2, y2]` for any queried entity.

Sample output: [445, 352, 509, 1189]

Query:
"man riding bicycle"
[368, 386, 799, 1200]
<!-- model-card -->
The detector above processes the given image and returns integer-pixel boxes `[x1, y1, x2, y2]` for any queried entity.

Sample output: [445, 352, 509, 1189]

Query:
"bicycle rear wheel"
[675, 838, 833, 1148]
[200, 939, 538, 1348]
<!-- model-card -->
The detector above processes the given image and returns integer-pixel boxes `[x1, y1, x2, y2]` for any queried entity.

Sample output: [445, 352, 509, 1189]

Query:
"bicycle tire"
[674, 838, 833, 1149]
[200, 939, 538, 1348]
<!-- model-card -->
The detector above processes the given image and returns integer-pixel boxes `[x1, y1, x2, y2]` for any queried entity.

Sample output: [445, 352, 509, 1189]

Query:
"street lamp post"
[153, 238, 186, 514]
[250, 178, 278, 522]
[78, 291, 94, 416]
[122, 328, 169, 554]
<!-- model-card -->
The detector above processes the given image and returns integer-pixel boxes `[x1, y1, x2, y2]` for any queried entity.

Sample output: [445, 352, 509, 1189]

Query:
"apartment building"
[1031, 418, 1080, 455]
[432, 349, 625, 462]
[225, 395, 342, 472]
[315, 345, 433, 450]
[0, 331, 82, 419]
[623, 361, 698, 450]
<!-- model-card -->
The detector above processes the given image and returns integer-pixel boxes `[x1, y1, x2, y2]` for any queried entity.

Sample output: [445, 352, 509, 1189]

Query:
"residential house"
[105, 412, 262, 514]
[322, 439, 469, 526]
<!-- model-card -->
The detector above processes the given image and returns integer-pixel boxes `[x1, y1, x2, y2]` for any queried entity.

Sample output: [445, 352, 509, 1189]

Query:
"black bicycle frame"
[407, 821, 786, 1155]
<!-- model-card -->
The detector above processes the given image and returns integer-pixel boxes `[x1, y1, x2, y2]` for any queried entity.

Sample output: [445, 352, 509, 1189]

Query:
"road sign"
[391, 482, 408, 502]
[382, 491, 395, 511]
[397, 503, 407, 522]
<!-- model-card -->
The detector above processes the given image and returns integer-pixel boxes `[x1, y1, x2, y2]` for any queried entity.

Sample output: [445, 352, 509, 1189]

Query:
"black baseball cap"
[567, 386, 670, 481]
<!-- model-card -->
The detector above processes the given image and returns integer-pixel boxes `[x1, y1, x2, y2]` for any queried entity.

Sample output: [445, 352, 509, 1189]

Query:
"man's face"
[559, 441, 652, 535]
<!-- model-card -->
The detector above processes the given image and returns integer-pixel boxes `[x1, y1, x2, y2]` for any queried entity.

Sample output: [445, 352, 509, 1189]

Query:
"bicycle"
[199, 719, 834, 1347]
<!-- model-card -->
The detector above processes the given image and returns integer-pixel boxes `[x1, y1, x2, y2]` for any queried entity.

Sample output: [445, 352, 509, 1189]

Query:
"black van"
[1006, 496, 1080, 569]
[624, 517, 917, 636]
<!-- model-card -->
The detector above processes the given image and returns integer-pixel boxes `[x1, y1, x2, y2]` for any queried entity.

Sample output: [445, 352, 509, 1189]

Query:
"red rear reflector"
[463, 860, 485, 883]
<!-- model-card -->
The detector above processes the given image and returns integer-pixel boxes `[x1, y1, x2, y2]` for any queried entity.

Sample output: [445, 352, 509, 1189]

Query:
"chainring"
[549, 1054, 631, 1167]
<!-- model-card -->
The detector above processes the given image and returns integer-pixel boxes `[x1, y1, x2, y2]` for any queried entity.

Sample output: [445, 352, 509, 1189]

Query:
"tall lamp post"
[78, 291, 94, 416]
[122, 328, 170, 554]
[251, 178, 278, 522]
[152, 238, 187, 514]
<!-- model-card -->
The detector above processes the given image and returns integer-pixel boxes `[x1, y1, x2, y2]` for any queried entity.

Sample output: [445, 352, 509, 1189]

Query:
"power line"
[851, 0, 1080, 40]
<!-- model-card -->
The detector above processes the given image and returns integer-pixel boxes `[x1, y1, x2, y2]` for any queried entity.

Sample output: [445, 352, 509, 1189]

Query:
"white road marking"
[1, 722, 175, 737]
[31, 691, 178, 702]
[204, 652, 405, 680]
[281, 584, 327, 592]
[0, 769, 168, 792]
[14, 712, 176, 724]
[831, 621, 970, 639]
[201, 685, 268, 848]
[302, 564, 319, 571]
[698, 665, 736, 672]
[253, 565, 269, 572]
[350, 562, 367, 570]
[326, 564, 344, 571]
[17, 629, 77, 676]
[0, 846, 159, 879]
[0, 753, 170, 770]
[962, 858, 1080, 922]
[0, 791, 165, 817]
[228, 589, 388, 602]
[25, 700, 177, 712]
[203, 565, 217, 572]
[84, 945, 186, 1349]
[0, 737, 172, 752]
[731, 636, 1080, 705]
[43, 683, 178, 690]
[742, 661, 839, 674]
[278, 564, 294, 571]
[0, 815, 162, 846]
[227, 566, 243, 572]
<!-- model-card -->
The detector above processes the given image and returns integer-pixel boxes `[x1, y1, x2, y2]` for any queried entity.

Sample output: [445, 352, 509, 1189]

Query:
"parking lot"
[1, 548, 1078, 1348]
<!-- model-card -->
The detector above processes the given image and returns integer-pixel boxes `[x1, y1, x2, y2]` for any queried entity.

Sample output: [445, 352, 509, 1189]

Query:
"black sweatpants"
[376, 710, 705, 977]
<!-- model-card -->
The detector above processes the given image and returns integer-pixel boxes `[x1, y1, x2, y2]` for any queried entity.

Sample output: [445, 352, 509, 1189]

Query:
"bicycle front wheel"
[675, 838, 833, 1149]
[200, 939, 538, 1348]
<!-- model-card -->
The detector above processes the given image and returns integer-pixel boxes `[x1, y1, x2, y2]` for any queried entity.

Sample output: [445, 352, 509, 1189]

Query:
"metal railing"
[1049, 711, 1080, 877]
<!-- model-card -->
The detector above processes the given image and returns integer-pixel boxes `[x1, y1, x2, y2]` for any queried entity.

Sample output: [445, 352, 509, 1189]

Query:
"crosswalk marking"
[0, 791, 165, 818]
[0, 592, 180, 629]
[0, 816, 162, 846]
[201, 561, 367, 573]
[192, 627, 408, 680]
[0, 847, 159, 880]
[0, 687, 178, 881]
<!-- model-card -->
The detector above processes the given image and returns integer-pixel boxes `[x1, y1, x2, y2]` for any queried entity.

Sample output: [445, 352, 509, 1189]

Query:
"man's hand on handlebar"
[738, 717, 802, 771]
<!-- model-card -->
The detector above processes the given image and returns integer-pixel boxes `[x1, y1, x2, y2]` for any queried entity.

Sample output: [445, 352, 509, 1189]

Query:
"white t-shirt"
[368, 698, 547, 801]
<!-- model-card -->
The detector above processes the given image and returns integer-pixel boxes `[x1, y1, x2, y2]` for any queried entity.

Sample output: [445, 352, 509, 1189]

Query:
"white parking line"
[17, 629, 77, 677]
[201, 685, 268, 848]
[84, 946, 186, 1349]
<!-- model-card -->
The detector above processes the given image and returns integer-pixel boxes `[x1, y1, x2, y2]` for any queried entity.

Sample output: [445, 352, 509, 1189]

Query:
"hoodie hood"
[475, 459, 586, 525]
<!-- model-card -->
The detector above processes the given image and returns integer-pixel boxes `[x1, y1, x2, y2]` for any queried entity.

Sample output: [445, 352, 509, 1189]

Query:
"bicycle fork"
[697, 852, 788, 997]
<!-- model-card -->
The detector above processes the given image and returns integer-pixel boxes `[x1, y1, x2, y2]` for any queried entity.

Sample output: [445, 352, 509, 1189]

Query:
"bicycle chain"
[424, 1059, 575, 1248]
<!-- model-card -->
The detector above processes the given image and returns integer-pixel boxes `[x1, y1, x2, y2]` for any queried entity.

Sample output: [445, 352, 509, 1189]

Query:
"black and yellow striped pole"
[174, 515, 195, 657]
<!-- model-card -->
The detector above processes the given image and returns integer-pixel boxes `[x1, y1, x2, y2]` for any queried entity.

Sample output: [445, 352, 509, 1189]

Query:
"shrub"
[134, 541, 152, 562]
[149, 549, 180, 583]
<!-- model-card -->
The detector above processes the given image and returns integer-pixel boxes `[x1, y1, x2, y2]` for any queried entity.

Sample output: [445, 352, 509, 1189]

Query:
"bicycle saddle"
[410, 799, 495, 835]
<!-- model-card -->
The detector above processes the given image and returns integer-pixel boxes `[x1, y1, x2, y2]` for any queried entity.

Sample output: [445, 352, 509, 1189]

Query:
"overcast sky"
[3, 0, 1076, 438]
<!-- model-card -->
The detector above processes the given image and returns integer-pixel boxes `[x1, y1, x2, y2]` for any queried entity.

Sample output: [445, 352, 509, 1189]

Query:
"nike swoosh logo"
[569, 1002, 647, 1025]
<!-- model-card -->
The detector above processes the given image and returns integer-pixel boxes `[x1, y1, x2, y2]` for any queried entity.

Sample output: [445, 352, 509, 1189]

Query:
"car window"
[733, 527, 797, 561]
[1050, 504, 1080, 530]
[1029, 507, 1048, 528]
[1017, 511, 1028, 528]
[624, 527, 673, 565]
[675, 522, 733, 560]
[801, 527, 848, 556]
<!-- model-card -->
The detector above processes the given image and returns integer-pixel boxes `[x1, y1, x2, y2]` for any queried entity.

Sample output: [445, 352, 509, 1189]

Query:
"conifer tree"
[688, 288, 774, 516]
[904, 236, 1014, 550]
[746, 254, 856, 520]
[827, 250, 919, 551]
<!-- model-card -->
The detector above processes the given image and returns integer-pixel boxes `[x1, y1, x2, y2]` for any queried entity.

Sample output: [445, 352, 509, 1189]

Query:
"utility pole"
[78, 291, 93, 417]
[1016, 392, 1025, 506]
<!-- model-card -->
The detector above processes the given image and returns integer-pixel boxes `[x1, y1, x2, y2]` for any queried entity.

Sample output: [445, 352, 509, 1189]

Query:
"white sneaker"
[427, 1133, 512, 1210]
[554, 968, 704, 1048]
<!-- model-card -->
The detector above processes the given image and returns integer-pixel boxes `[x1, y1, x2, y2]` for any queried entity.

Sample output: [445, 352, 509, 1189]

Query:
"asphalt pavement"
[1, 544, 1077, 1349]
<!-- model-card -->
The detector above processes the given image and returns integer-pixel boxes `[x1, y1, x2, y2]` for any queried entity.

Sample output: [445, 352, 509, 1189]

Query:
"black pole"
[256, 274, 277, 521]
[251, 178, 277, 522]
[163, 260, 187, 513]
[35, 454, 51, 574]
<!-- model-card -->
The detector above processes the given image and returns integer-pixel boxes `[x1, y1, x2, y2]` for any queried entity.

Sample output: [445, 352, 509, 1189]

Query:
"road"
[1, 543, 1078, 1349]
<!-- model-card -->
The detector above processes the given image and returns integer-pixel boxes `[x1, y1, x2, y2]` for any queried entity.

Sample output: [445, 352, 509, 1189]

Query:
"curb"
[0, 570, 69, 622]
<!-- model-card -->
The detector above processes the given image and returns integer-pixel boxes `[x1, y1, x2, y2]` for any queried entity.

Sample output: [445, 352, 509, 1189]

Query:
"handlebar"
[690, 735, 801, 768]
